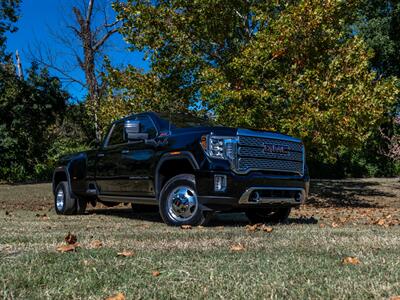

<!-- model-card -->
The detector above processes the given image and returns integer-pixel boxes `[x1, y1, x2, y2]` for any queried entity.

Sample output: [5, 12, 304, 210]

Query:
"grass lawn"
[0, 179, 400, 299]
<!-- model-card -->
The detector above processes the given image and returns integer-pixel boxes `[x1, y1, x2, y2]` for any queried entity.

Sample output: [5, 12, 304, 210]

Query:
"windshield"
[156, 112, 217, 129]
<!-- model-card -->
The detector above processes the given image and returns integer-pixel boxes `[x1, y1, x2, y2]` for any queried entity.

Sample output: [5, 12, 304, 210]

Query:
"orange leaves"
[56, 243, 80, 253]
[117, 250, 135, 257]
[180, 225, 192, 230]
[245, 223, 273, 233]
[90, 240, 103, 249]
[151, 271, 161, 277]
[342, 256, 361, 265]
[56, 232, 80, 253]
[105, 292, 125, 300]
[230, 243, 245, 252]
[65, 232, 77, 244]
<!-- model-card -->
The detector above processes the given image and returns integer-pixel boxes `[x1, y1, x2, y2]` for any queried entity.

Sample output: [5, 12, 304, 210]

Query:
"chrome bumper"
[238, 187, 306, 205]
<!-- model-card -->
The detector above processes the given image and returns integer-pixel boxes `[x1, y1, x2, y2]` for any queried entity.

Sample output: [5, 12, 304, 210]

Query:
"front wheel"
[54, 181, 76, 215]
[159, 174, 211, 226]
[54, 181, 86, 215]
[245, 207, 291, 224]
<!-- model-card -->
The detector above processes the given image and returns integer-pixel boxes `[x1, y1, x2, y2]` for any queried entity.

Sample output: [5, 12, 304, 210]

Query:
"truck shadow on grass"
[308, 179, 398, 208]
[87, 208, 318, 226]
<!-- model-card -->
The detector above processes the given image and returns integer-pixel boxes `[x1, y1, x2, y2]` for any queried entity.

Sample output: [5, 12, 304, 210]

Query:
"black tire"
[131, 203, 159, 213]
[54, 181, 76, 215]
[245, 207, 291, 224]
[159, 174, 211, 226]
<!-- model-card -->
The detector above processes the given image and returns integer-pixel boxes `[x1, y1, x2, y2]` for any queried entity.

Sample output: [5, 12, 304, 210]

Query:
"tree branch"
[93, 28, 118, 51]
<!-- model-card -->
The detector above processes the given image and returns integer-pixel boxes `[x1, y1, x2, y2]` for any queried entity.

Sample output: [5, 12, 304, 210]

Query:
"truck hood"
[171, 126, 302, 143]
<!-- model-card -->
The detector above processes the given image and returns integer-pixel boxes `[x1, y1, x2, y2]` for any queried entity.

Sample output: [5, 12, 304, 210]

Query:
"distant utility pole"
[15, 50, 23, 79]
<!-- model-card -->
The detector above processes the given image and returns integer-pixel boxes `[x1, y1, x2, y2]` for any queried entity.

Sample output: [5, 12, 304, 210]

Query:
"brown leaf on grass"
[331, 222, 339, 228]
[319, 223, 326, 228]
[90, 240, 103, 249]
[105, 292, 125, 300]
[117, 250, 134, 257]
[261, 225, 273, 233]
[151, 271, 161, 277]
[389, 296, 400, 300]
[230, 243, 245, 252]
[342, 256, 361, 265]
[245, 224, 259, 232]
[375, 219, 386, 226]
[65, 232, 77, 244]
[180, 225, 192, 230]
[56, 243, 80, 253]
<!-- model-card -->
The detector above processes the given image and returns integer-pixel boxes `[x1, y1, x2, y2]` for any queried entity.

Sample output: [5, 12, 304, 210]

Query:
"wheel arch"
[155, 151, 199, 201]
[52, 166, 74, 197]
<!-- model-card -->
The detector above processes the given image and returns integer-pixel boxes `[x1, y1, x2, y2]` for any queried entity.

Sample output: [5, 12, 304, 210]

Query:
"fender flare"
[154, 151, 199, 200]
[52, 166, 76, 198]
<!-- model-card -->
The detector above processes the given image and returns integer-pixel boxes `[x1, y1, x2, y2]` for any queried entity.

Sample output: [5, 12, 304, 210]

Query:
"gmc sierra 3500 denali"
[52, 112, 310, 226]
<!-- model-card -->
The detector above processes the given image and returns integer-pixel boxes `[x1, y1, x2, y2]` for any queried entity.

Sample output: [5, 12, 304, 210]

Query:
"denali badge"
[263, 143, 289, 154]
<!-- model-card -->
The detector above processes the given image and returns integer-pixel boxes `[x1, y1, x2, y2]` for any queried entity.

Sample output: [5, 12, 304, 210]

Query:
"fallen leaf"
[117, 250, 134, 257]
[152, 271, 161, 277]
[389, 296, 400, 300]
[65, 232, 77, 244]
[331, 222, 339, 228]
[375, 219, 385, 226]
[342, 256, 360, 265]
[261, 225, 273, 233]
[319, 223, 326, 228]
[105, 292, 125, 300]
[90, 240, 103, 249]
[180, 225, 192, 230]
[245, 224, 259, 232]
[56, 243, 80, 253]
[230, 243, 245, 252]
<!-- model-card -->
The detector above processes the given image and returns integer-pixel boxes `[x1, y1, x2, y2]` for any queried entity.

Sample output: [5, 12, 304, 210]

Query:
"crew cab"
[52, 112, 310, 226]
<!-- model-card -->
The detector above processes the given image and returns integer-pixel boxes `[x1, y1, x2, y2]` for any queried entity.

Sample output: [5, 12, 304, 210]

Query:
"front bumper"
[195, 170, 309, 211]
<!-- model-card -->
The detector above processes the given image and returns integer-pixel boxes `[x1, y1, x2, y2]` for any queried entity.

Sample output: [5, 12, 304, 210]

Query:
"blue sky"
[6, 0, 149, 101]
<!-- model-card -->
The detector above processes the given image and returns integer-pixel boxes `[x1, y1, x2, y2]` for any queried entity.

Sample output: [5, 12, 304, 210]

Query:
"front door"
[95, 121, 126, 195]
[118, 114, 158, 196]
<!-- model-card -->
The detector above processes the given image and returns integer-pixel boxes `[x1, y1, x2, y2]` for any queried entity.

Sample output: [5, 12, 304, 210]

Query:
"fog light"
[214, 175, 227, 192]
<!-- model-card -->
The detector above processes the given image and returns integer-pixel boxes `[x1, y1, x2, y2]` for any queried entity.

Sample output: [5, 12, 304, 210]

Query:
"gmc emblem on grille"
[263, 143, 289, 154]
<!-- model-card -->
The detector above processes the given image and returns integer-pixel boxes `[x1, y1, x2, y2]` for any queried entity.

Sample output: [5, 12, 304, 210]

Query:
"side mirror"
[124, 120, 149, 141]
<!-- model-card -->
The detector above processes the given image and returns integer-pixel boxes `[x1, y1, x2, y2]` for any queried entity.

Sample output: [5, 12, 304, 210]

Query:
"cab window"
[107, 122, 125, 146]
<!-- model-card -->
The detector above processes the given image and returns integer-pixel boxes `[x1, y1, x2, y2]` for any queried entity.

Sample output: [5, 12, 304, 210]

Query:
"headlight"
[201, 135, 237, 160]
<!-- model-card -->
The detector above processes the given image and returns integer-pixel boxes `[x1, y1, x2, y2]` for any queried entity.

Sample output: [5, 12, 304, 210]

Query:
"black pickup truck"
[53, 112, 309, 226]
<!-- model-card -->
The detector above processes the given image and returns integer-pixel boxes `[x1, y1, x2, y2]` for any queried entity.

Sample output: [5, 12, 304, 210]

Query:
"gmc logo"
[263, 143, 289, 155]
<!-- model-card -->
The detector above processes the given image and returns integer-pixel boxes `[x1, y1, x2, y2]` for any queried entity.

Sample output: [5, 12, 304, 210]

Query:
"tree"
[0, 0, 20, 61]
[33, 0, 120, 142]
[0, 64, 68, 181]
[113, 0, 399, 164]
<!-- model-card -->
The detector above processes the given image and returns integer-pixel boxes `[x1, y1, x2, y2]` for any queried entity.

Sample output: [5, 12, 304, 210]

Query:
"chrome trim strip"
[99, 195, 157, 205]
[237, 128, 302, 143]
[238, 187, 306, 205]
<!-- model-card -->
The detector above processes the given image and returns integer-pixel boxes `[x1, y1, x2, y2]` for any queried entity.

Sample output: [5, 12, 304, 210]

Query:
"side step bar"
[98, 195, 158, 205]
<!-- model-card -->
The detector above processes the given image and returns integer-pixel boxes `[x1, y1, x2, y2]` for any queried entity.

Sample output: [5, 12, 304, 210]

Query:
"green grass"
[1, 182, 400, 299]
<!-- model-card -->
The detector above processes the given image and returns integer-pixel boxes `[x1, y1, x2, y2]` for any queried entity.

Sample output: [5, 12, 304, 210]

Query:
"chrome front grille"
[236, 133, 304, 175]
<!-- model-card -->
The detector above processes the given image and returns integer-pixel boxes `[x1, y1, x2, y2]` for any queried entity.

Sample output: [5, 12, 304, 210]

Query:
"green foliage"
[0, 64, 69, 182]
[0, 0, 20, 60]
[113, 0, 399, 167]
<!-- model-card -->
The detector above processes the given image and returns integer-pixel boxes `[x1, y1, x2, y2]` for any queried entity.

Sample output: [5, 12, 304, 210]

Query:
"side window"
[107, 122, 125, 146]
[136, 115, 157, 139]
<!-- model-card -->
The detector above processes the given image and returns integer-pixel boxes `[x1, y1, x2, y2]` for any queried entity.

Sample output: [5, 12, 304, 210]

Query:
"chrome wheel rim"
[167, 186, 198, 222]
[56, 188, 64, 211]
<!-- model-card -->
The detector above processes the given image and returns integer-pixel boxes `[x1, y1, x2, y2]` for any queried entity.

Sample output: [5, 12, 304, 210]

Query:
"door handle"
[121, 149, 129, 154]
[97, 153, 105, 158]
